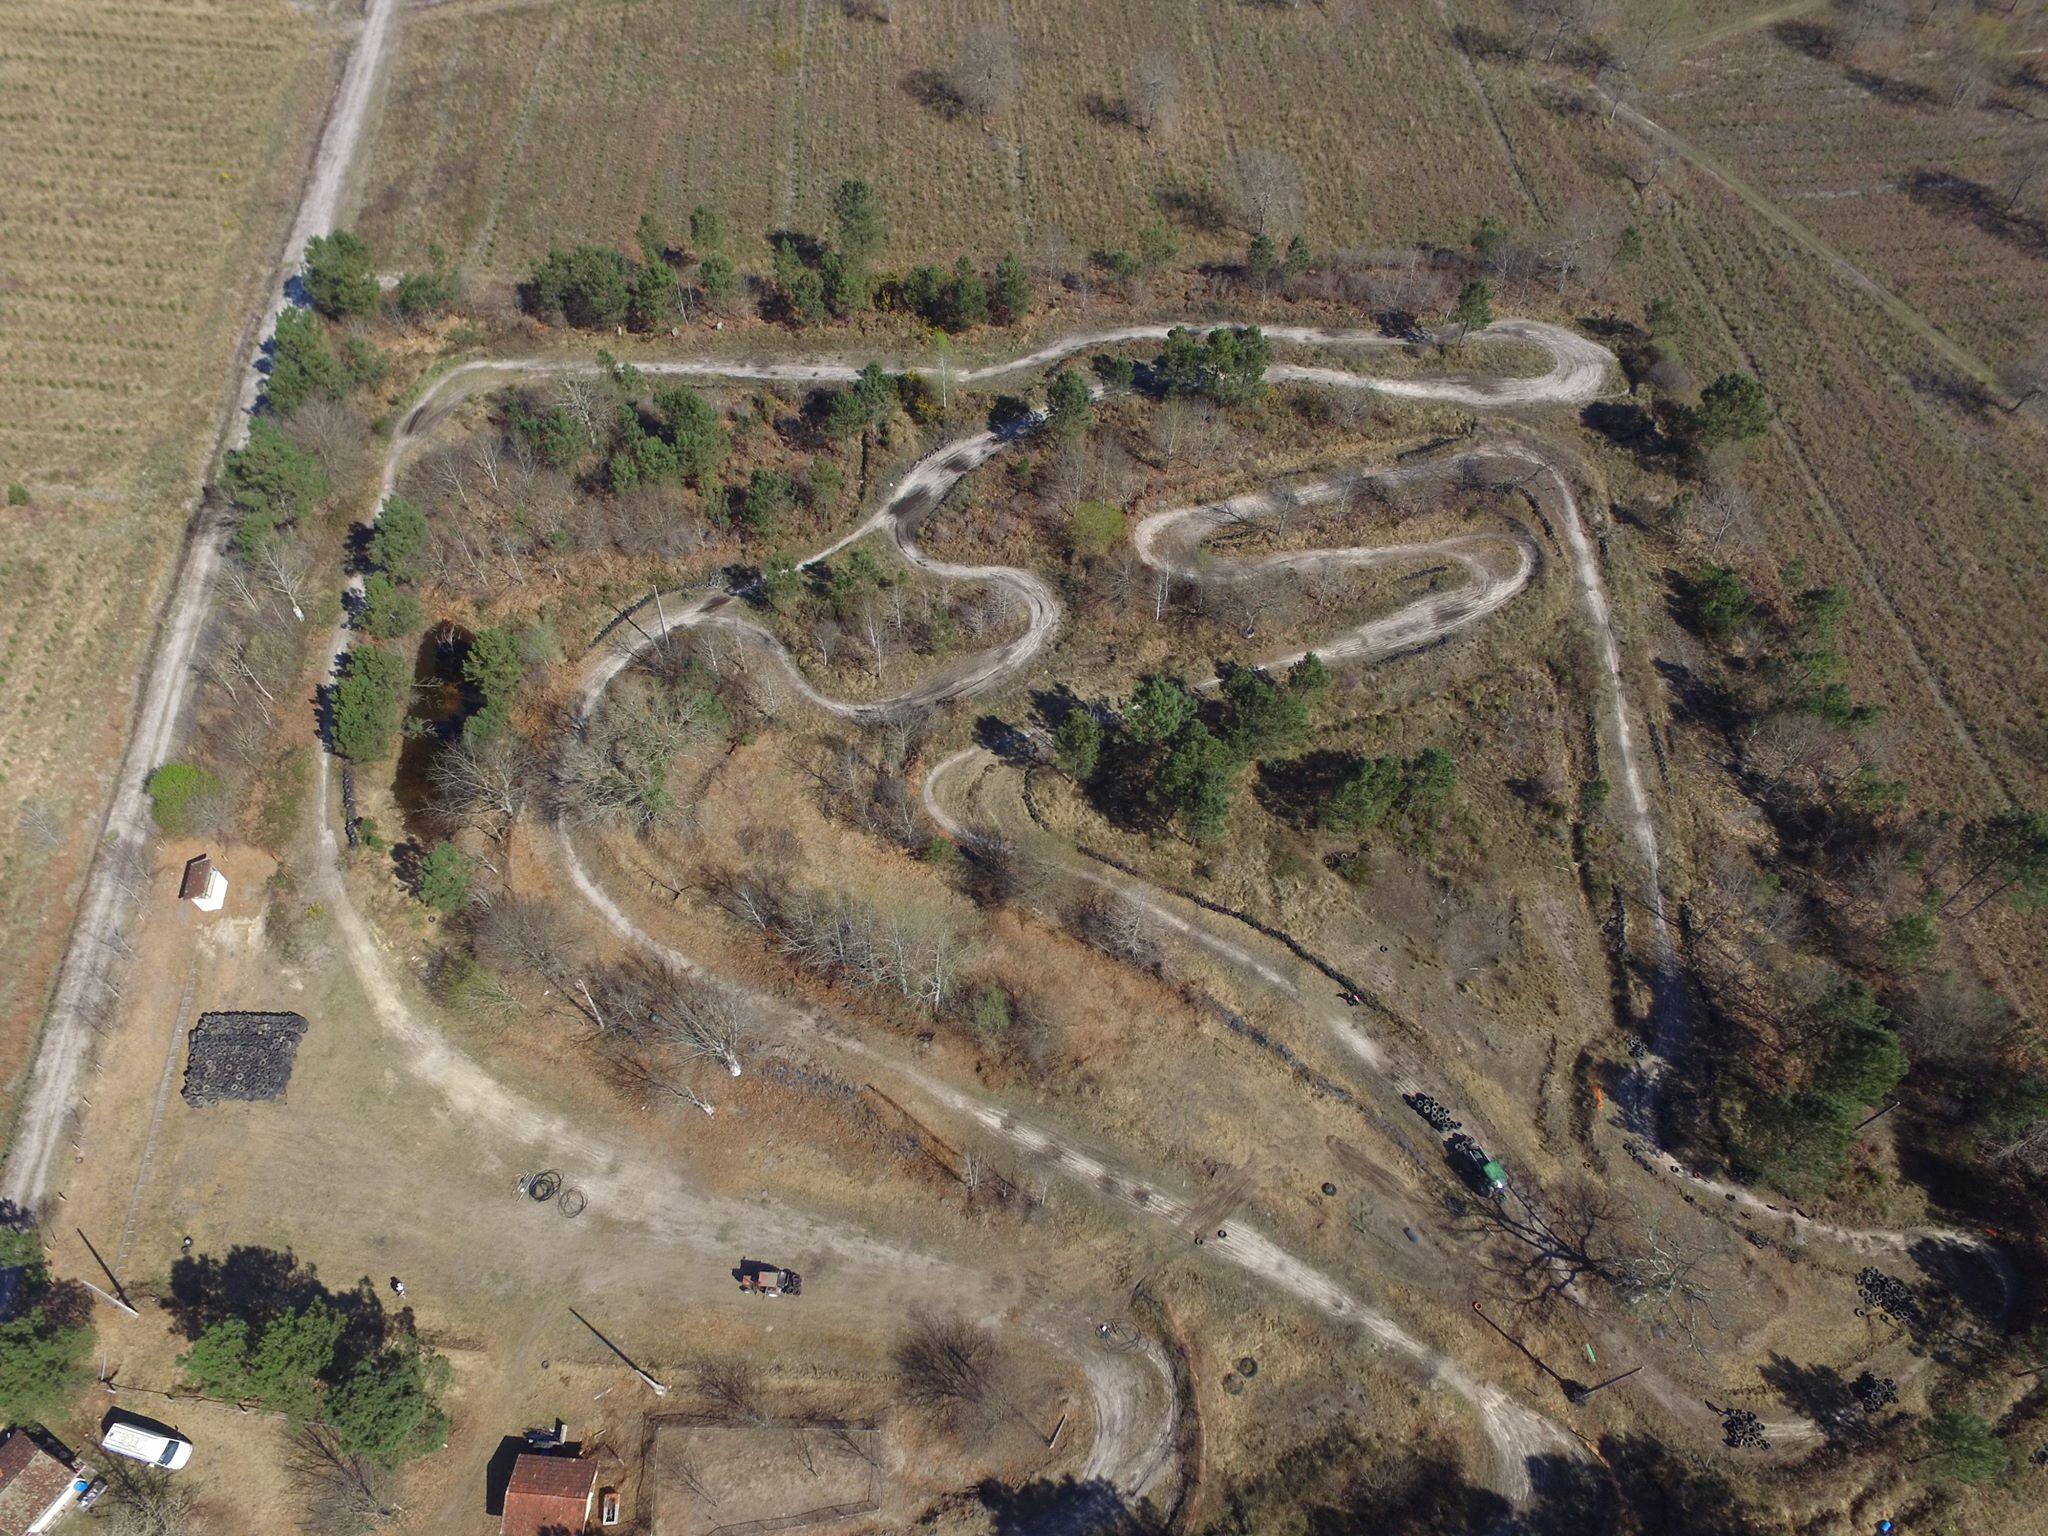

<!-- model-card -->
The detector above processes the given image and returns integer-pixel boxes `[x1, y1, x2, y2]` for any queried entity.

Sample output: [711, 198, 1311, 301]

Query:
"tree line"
[523, 181, 1037, 336]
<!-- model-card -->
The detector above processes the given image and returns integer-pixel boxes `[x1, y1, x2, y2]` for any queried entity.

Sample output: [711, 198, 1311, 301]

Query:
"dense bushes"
[145, 761, 224, 835]
[0, 1227, 93, 1424]
[179, 1296, 447, 1465]
[1735, 979, 1908, 1196]
[1154, 325, 1270, 404]
[1317, 749, 1458, 836]
[1059, 657, 1330, 840]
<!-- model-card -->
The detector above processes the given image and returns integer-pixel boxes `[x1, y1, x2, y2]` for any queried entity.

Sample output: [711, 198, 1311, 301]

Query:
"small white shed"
[178, 854, 227, 913]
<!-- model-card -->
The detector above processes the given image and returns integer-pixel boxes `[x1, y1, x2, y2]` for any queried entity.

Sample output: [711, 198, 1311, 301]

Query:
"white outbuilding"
[178, 854, 227, 913]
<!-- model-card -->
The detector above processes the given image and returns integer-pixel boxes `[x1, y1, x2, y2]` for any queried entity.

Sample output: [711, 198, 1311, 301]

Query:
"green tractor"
[1449, 1134, 1507, 1196]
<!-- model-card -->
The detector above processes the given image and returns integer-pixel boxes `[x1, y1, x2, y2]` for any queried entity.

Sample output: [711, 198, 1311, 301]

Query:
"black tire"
[1237, 1356, 1258, 1378]
[557, 1187, 587, 1217]
[527, 1170, 563, 1203]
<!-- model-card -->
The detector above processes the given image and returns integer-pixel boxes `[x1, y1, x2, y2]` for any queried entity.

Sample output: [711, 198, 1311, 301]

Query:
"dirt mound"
[182, 1011, 309, 1107]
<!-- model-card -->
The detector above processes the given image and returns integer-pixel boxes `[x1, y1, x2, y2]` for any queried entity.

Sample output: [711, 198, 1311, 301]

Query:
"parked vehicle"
[101, 1416, 193, 1470]
[737, 1265, 802, 1298]
[1447, 1134, 1508, 1195]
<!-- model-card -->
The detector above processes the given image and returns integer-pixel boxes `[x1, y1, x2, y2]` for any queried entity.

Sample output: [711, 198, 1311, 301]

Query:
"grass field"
[356, 0, 1528, 277]
[1436, 14, 2048, 818]
[0, 0, 334, 1124]
[1646, 18, 2048, 373]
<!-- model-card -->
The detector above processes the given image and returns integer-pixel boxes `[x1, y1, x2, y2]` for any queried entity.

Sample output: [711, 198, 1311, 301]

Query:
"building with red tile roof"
[500, 1451, 596, 1536]
[0, 1430, 80, 1536]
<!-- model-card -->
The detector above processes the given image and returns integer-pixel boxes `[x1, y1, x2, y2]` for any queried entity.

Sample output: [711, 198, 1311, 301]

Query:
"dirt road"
[1, 0, 400, 1212]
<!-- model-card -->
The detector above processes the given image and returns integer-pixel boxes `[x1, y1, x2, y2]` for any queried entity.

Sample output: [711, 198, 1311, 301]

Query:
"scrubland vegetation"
[14, 2, 2048, 1535]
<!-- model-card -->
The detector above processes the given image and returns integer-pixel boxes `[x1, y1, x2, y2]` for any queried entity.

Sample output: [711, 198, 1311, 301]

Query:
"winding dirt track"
[514, 317, 2008, 1494]
[510, 323, 1613, 1498]
[3, 0, 1965, 1511]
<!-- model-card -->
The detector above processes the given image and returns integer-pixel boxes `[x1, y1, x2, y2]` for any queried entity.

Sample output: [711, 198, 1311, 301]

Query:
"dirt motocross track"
[5, 0, 2011, 1520]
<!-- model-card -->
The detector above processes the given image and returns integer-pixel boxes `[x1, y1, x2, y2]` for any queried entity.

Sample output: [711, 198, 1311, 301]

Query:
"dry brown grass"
[1445, 11, 2048, 1020]
[357, 0, 1530, 278]
[0, 0, 334, 1124]
[1645, 14, 2048, 372]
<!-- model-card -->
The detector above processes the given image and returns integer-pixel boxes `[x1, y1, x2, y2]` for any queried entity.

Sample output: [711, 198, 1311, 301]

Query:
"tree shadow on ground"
[1252, 749, 1355, 828]
[167, 1246, 394, 1378]
[973, 712, 1038, 767]
[1770, 18, 1834, 60]
[1757, 1353, 1856, 1445]
[1580, 401, 1667, 463]
[1907, 1234, 2013, 1331]
[1901, 169, 2048, 258]
[977, 1476, 1159, 1535]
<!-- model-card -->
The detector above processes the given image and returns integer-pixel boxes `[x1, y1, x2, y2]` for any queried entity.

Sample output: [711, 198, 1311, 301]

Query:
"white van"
[100, 1417, 193, 1471]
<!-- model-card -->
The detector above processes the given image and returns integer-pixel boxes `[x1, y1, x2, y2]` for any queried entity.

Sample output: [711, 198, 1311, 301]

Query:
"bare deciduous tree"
[694, 1355, 765, 1422]
[430, 733, 534, 834]
[1124, 51, 1183, 137]
[894, 1315, 999, 1416]
[954, 24, 1020, 120]
[97, 1461, 194, 1536]
[1230, 145, 1306, 237]
[1070, 891, 1164, 973]
[1511, 0, 1614, 62]
[289, 1424, 400, 1536]
[1998, 328, 2048, 417]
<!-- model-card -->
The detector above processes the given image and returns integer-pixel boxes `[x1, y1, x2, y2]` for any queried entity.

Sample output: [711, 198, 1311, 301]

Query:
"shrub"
[968, 985, 1013, 1042]
[461, 627, 527, 742]
[145, 762, 223, 835]
[1451, 278, 1493, 335]
[1068, 501, 1126, 559]
[1044, 368, 1091, 439]
[361, 574, 422, 640]
[1921, 1410, 2008, 1484]
[1052, 710, 1101, 780]
[221, 419, 329, 557]
[416, 843, 476, 915]
[368, 497, 429, 582]
[1687, 372, 1773, 454]
[329, 1343, 450, 1466]
[264, 309, 348, 417]
[331, 644, 410, 762]
[1091, 354, 1136, 392]
[525, 245, 635, 328]
[1690, 564, 1758, 644]
[302, 230, 379, 319]
[393, 244, 461, 319]
[991, 251, 1031, 324]
[6, 482, 28, 505]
